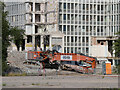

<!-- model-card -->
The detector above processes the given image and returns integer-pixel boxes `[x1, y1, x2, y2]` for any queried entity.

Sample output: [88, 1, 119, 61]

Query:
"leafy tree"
[114, 31, 120, 57]
[1, 2, 10, 75]
[114, 31, 120, 74]
[10, 27, 25, 51]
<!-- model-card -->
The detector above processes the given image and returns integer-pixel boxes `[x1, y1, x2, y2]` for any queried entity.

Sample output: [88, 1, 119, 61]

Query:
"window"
[86, 15, 89, 21]
[90, 4, 92, 10]
[12, 16, 15, 22]
[35, 3, 40, 11]
[101, 5, 103, 10]
[71, 26, 74, 31]
[67, 14, 70, 20]
[71, 47, 73, 53]
[64, 3, 66, 9]
[82, 37, 85, 42]
[75, 15, 78, 21]
[75, 36, 77, 42]
[78, 47, 81, 52]
[90, 15, 92, 20]
[75, 4, 78, 9]
[71, 36, 74, 42]
[63, 14, 66, 20]
[75, 26, 77, 31]
[27, 35, 32, 43]
[64, 47, 66, 53]
[67, 36, 69, 42]
[83, 15, 85, 21]
[86, 37, 89, 42]
[86, 26, 89, 33]
[71, 3, 74, 9]
[90, 26, 92, 31]
[63, 25, 66, 31]
[112, 5, 113, 11]
[97, 16, 100, 21]
[97, 5, 100, 10]
[83, 4, 85, 10]
[59, 14, 62, 21]
[59, 25, 62, 31]
[67, 47, 69, 53]
[16, 15, 18, 21]
[67, 25, 70, 32]
[59, 3, 62, 10]
[86, 4, 89, 10]
[79, 4, 81, 9]
[82, 26, 85, 30]
[101, 16, 103, 21]
[68, 3, 70, 9]
[79, 37, 81, 42]
[75, 47, 77, 53]
[59, 3, 62, 12]
[86, 48, 89, 53]
[79, 15, 81, 20]
[97, 27, 100, 32]
[79, 26, 81, 31]
[82, 48, 85, 53]
[71, 14, 74, 20]
[35, 25, 38, 33]
[101, 27, 103, 32]
[64, 36, 66, 42]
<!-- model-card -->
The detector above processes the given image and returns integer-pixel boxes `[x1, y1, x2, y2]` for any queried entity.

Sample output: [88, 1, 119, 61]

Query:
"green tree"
[114, 31, 120, 57]
[10, 27, 25, 51]
[114, 31, 120, 74]
[1, 2, 10, 75]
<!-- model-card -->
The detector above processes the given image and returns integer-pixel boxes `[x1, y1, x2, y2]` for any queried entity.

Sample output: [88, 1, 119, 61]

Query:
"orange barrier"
[106, 62, 112, 75]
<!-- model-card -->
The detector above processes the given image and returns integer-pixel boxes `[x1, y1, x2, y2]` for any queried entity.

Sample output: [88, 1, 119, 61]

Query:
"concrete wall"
[90, 45, 111, 57]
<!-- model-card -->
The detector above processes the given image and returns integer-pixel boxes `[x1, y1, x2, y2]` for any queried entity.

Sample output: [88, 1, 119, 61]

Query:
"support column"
[25, 38, 27, 51]
[32, 2, 35, 50]
[40, 35, 44, 50]
[105, 41, 108, 58]
[49, 35, 52, 51]
[62, 36, 64, 53]
[32, 35, 35, 50]
[113, 40, 115, 66]
[32, 25, 35, 50]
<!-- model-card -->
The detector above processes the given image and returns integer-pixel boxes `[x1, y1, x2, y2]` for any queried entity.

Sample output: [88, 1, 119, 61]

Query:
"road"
[2, 74, 119, 88]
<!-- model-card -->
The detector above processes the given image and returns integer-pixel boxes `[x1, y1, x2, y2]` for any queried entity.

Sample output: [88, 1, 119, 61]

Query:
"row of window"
[59, 3, 119, 11]
[64, 36, 89, 43]
[59, 25, 119, 32]
[8, 15, 25, 23]
[59, 14, 119, 21]
[6, 3, 25, 15]
[64, 47, 89, 54]
[59, 10, 119, 14]
[59, 0, 119, 3]
[59, 25, 119, 36]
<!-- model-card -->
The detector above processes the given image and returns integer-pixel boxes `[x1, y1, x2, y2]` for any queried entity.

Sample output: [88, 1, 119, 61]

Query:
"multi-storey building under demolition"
[5, 0, 120, 67]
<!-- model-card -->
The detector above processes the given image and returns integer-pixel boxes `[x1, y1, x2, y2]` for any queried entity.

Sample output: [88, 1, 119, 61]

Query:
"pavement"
[2, 74, 119, 88]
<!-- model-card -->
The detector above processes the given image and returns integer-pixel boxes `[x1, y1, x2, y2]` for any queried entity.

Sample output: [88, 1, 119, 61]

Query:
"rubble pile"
[7, 51, 27, 73]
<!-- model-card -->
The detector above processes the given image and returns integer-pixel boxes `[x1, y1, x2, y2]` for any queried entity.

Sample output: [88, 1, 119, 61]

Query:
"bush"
[113, 65, 120, 74]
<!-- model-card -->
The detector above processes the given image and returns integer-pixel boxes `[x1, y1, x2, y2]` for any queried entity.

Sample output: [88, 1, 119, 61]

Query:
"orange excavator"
[25, 50, 96, 74]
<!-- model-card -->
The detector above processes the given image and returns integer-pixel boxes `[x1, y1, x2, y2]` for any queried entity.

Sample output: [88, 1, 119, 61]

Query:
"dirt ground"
[2, 71, 119, 88]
